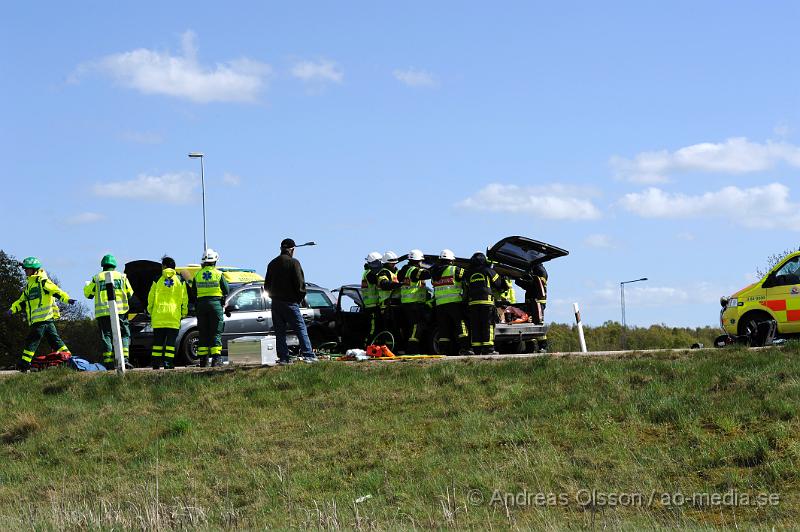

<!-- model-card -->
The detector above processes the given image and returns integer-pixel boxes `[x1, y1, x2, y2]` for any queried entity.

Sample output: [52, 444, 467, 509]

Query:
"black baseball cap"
[280, 238, 296, 249]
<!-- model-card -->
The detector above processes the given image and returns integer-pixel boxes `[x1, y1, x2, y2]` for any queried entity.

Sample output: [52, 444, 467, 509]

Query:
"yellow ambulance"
[721, 251, 800, 343]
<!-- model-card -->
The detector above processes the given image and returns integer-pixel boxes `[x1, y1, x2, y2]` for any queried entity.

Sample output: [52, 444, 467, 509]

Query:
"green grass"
[1, 346, 800, 529]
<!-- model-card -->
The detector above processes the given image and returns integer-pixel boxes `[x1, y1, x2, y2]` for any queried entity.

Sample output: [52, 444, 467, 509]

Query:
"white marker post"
[573, 302, 588, 353]
[104, 271, 126, 375]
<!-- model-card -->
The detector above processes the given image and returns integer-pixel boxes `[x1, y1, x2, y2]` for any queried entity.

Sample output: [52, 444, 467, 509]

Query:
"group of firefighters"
[360, 249, 548, 355]
[5, 246, 549, 371]
[6, 251, 228, 372]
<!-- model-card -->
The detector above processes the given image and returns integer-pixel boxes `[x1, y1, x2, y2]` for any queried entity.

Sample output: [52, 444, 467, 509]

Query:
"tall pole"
[620, 283, 627, 350]
[620, 277, 648, 350]
[200, 156, 207, 252]
[189, 152, 207, 252]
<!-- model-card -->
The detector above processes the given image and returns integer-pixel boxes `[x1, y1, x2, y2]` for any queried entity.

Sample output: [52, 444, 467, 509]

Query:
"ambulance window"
[774, 257, 800, 285]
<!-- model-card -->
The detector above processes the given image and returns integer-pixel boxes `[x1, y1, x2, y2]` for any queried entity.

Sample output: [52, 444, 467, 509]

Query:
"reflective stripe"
[20, 273, 67, 324]
[378, 269, 399, 305]
[458, 320, 469, 338]
[90, 271, 132, 317]
[361, 271, 379, 308]
[400, 266, 427, 304]
[433, 266, 463, 305]
[22, 350, 35, 362]
[195, 268, 223, 298]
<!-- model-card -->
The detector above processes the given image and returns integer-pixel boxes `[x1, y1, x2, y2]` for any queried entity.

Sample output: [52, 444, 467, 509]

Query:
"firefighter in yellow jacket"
[147, 256, 188, 369]
[7, 257, 73, 372]
[84, 254, 135, 368]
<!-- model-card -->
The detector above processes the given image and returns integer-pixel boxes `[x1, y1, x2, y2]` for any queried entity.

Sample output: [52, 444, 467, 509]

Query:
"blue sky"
[3, 1, 800, 327]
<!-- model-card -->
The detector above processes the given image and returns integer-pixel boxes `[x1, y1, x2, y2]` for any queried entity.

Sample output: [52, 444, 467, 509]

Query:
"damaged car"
[335, 236, 568, 354]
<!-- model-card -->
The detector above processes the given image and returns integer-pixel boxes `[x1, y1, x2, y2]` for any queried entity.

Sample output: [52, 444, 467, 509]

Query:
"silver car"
[125, 261, 337, 365]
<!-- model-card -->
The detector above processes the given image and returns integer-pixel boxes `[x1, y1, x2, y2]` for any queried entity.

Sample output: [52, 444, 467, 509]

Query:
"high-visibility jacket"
[377, 267, 400, 306]
[361, 268, 380, 309]
[193, 266, 227, 299]
[84, 270, 134, 318]
[431, 264, 465, 306]
[11, 271, 70, 324]
[466, 266, 503, 306]
[536, 276, 547, 304]
[398, 264, 428, 304]
[497, 277, 517, 305]
[147, 268, 189, 329]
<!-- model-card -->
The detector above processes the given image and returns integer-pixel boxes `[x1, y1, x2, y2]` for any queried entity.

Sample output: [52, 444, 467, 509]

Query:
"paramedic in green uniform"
[191, 249, 229, 367]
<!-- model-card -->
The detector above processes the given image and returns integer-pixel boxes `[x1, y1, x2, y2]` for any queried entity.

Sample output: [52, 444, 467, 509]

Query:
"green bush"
[547, 321, 720, 352]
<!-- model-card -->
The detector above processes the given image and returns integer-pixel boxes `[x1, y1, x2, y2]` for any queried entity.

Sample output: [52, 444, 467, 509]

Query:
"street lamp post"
[620, 277, 648, 350]
[188, 152, 207, 252]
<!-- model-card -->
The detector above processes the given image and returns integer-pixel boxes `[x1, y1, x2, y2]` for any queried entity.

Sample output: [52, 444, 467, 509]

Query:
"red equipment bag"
[30, 351, 72, 371]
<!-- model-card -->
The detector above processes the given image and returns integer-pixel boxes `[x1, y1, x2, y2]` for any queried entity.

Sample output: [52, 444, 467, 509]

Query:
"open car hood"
[416, 237, 567, 280]
[421, 254, 526, 279]
[124, 260, 163, 313]
[486, 236, 568, 271]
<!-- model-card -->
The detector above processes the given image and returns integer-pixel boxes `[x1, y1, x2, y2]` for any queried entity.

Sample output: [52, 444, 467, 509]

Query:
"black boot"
[210, 356, 221, 367]
[152, 358, 163, 370]
[200, 356, 210, 368]
[16, 359, 31, 373]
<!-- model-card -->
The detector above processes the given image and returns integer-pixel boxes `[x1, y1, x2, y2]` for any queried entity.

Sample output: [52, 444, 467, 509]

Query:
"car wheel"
[738, 314, 771, 347]
[506, 340, 526, 354]
[180, 329, 200, 364]
[429, 327, 443, 355]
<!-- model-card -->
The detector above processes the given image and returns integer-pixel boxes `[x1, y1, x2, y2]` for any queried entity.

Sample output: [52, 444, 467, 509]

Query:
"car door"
[222, 286, 271, 345]
[303, 287, 338, 346]
[764, 255, 800, 333]
[335, 286, 369, 349]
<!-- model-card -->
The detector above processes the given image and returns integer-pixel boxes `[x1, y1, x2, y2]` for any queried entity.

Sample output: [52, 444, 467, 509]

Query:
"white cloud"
[618, 183, 800, 230]
[66, 212, 105, 225]
[290, 59, 343, 83]
[93, 172, 198, 204]
[675, 232, 696, 241]
[457, 183, 602, 220]
[393, 68, 438, 88]
[611, 137, 800, 183]
[584, 234, 614, 248]
[74, 31, 270, 103]
[222, 173, 241, 187]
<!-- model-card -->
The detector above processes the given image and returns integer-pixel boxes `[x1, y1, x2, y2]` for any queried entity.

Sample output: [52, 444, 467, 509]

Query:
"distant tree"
[0, 250, 26, 366]
[756, 247, 800, 278]
[47, 273, 91, 321]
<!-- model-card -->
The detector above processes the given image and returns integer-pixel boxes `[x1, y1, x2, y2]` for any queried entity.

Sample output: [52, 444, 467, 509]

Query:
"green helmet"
[100, 254, 117, 268]
[22, 256, 42, 270]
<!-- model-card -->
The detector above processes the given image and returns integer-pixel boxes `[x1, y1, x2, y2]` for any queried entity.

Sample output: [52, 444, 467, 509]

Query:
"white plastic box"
[227, 336, 279, 366]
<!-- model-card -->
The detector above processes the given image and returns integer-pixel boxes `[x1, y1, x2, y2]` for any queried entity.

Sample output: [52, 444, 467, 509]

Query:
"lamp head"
[188, 152, 204, 158]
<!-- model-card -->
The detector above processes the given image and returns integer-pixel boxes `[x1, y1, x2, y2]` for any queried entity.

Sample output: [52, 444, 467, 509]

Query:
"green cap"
[22, 256, 42, 269]
[100, 254, 117, 268]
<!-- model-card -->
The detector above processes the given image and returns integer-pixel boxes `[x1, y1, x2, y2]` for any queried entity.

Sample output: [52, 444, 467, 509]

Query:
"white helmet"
[408, 249, 424, 261]
[439, 249, 455, 261]
[201, 248, 219, 263]
[365, 251, 382, 263]
[382, 251, 399, 264]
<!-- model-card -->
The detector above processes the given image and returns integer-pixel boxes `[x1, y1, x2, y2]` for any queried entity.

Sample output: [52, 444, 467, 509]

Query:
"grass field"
[1, 345, 799, 529]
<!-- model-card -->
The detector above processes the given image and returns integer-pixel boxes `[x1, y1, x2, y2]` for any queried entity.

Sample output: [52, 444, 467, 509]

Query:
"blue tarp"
[67, 357, 107, 372]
